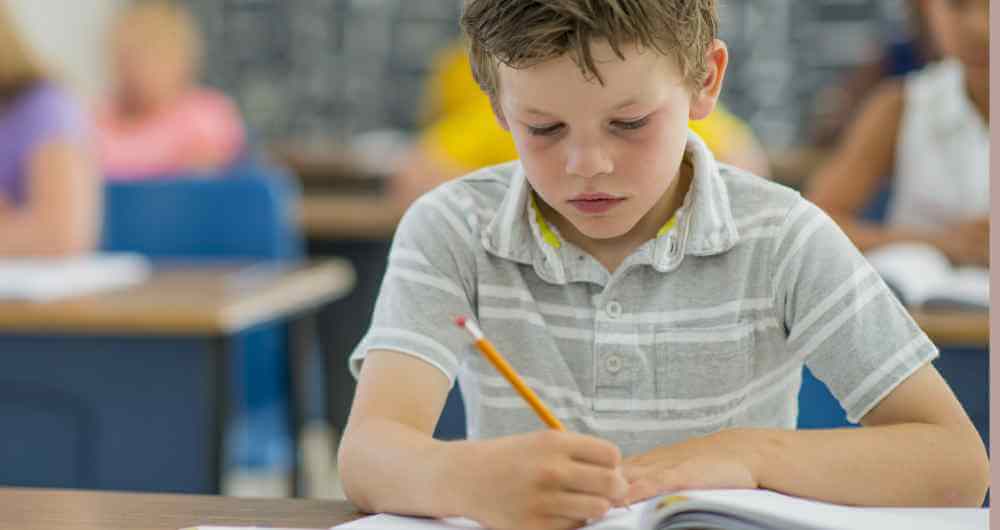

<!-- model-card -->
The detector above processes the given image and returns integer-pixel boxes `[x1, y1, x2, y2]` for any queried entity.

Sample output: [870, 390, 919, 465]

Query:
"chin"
[573, 218, 634, 240]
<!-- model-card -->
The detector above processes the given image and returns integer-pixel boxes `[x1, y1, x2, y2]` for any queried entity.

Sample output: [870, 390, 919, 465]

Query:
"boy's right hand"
[453, 430, 628, 530]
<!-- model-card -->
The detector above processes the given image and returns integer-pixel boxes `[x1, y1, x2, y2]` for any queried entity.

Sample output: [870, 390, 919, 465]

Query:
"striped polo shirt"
[350, 131, 937, 456]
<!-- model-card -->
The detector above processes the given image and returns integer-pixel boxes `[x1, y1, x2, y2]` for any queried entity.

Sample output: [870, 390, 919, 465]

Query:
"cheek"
[619, 124, 685, 169]
[515, 137, 565, 173]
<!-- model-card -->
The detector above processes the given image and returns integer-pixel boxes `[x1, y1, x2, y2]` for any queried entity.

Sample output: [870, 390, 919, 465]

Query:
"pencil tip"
[454, 315, 466, 327]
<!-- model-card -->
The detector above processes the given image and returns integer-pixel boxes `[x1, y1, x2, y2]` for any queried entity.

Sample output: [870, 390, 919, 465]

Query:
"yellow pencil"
[454, 315, 565, 430]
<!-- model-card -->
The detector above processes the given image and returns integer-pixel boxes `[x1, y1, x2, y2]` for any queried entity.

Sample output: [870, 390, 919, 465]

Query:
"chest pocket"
[654, 322, 755, 406]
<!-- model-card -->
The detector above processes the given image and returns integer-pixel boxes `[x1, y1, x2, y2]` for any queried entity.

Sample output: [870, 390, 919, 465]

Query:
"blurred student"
[809, 1, 938, 147]
[807, 0, 988, 268]
[0, 5, 99, 257]
[97, 0, 245, 180]
[390, 41, 770, 209]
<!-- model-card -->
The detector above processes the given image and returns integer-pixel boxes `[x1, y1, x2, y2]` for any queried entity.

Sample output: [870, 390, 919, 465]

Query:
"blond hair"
[0, 5, 47, 104]
[461, 0, 718, 99]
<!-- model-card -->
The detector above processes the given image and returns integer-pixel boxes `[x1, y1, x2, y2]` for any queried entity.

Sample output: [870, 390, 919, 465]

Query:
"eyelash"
[526, 116, 651, 136]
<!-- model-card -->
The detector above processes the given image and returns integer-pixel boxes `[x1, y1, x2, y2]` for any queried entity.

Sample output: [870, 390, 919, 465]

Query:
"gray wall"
[188, 0, 911, 149]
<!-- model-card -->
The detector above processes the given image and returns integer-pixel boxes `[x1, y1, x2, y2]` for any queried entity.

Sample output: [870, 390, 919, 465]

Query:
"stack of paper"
[0, 253, 152, 302]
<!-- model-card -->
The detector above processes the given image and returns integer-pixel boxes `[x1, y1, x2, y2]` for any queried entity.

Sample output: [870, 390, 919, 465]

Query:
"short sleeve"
[348, 184, 480, 385]
[771, 199, 938, 423]
[22, 85, 88, 147]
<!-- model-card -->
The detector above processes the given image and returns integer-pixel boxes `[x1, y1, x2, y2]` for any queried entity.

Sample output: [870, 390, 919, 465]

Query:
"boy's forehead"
[497, 42, 686, 112]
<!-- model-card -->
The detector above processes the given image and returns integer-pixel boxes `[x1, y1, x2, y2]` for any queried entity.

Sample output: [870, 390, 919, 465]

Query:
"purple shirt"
[0, 82, 87, 205]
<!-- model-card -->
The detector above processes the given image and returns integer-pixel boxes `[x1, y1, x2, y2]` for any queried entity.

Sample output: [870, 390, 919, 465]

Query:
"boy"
[339, 2, 989, 529]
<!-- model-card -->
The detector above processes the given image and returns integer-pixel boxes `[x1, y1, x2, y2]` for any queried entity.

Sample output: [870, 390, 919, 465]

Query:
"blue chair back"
[101, 165, 303, 261]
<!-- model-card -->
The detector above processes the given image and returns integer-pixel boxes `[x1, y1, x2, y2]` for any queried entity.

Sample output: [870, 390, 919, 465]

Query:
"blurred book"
[866, 243, 988, 311]
[331, 489, 979, 530]
[0, 253, 151, 302]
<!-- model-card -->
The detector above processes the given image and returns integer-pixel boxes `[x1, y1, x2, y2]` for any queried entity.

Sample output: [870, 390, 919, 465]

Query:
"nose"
[565, 136, 614, 179]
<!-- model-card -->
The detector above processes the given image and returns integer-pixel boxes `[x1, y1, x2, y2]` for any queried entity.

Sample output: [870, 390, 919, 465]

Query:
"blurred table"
[299, 194, 403, 241]
[271, 142, 388, 194]
[910, 309, 988, 348]
[0, 261, 354, 495]
[0, 261, 353, 335]
[0, 487, 362, 530]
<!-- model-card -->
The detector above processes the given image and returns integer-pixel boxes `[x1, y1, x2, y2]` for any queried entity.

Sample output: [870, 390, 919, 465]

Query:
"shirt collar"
[481, 130, 739, 283]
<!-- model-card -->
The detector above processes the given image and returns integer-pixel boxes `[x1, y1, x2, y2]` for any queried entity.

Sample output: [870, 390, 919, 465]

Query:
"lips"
[568, 193, 626, 214]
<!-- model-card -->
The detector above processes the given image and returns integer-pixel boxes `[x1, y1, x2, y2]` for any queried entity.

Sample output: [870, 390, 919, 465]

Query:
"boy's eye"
[527, 123, 564, 136]
[612, 116, 650, 131]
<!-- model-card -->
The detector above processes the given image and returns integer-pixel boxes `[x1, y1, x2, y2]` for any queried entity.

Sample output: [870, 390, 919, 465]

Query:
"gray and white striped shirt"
[350, 132, 937, 456]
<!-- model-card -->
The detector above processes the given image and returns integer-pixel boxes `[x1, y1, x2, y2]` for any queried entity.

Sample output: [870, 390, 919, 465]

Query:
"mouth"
[567, 194, 626, 214]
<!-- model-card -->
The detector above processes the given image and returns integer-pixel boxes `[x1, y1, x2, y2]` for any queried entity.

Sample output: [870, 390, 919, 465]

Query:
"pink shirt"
[97, 88, 245, 180]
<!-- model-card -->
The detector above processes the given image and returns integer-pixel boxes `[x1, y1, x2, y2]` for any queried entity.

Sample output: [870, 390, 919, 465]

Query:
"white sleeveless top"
[887, 60, 989, 229]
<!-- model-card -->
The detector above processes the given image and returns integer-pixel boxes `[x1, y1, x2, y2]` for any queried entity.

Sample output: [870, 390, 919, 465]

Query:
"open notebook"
[329, 489, 983, 530]
[865, 242, 988, 310]
[0, 253, 151, 302]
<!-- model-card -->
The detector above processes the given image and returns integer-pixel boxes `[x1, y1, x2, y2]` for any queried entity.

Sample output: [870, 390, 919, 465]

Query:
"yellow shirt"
[419, 43, 759, 173]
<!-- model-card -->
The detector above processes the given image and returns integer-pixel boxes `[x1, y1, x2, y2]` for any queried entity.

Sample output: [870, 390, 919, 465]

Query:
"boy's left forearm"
[622, 424, 988, 508]
[740, 424, 989, 507]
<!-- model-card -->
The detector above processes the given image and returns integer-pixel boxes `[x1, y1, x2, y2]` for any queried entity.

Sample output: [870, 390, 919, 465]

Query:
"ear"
[689, 39, 729, 120]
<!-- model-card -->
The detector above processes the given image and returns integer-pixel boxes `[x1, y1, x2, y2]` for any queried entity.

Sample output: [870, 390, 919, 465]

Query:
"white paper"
[865, 242, 988, 308]
[331, 491, 986, 530]
[0, 253, 151, 302]
[332, 500, 654, 530]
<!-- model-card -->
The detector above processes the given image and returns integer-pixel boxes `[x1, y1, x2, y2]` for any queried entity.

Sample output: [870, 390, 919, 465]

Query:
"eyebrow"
[520, 97, 642, 118]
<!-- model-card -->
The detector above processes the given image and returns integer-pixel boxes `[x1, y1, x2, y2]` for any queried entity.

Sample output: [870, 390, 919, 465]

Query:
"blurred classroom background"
[0, 0, 987, 501]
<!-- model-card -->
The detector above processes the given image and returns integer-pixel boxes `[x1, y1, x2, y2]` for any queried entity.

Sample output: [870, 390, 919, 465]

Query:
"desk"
[910, 309, 989, 348]
[0, 487, 989, 530]
[0, 261, 354, 495]
[0, 487, 361, 530]
[299, 194, 402, 241]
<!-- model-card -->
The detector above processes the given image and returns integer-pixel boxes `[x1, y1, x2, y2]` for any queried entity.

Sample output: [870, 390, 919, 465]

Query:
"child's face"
[496, 41, 720, 243]
[110, 21, 194, 109]
[925, 0, 989, 72]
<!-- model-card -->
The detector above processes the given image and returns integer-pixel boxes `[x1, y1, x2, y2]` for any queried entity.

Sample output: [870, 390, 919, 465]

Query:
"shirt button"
[605, 354, 623, 374]
[605, 301, 623, 319]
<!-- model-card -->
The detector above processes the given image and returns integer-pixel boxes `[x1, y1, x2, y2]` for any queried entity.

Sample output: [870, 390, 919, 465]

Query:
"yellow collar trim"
[657, 214, 678, 237]
[529, 193, 677, 249]
[530, 194, 562, 249]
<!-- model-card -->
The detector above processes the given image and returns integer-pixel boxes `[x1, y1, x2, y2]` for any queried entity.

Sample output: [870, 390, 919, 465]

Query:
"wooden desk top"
[910, 309, 989, 348]
[299, 194, 402, 241]
[0, 260, 354, 336]
[0, 487, 361, 530]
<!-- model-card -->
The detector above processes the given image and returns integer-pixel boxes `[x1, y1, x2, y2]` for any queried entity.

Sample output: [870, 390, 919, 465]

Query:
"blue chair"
[434, 386, 467, 440]
[102, 166, 303, 261]
[102, 164, 305, 472]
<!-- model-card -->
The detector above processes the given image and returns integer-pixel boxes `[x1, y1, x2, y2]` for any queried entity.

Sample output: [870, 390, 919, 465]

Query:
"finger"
[624, 464, 701, 504]
[541, 492, 613, 521]
[565, 436, 622, 468]
[525, 515, 585, 530]
[561, 463, 629, 499]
